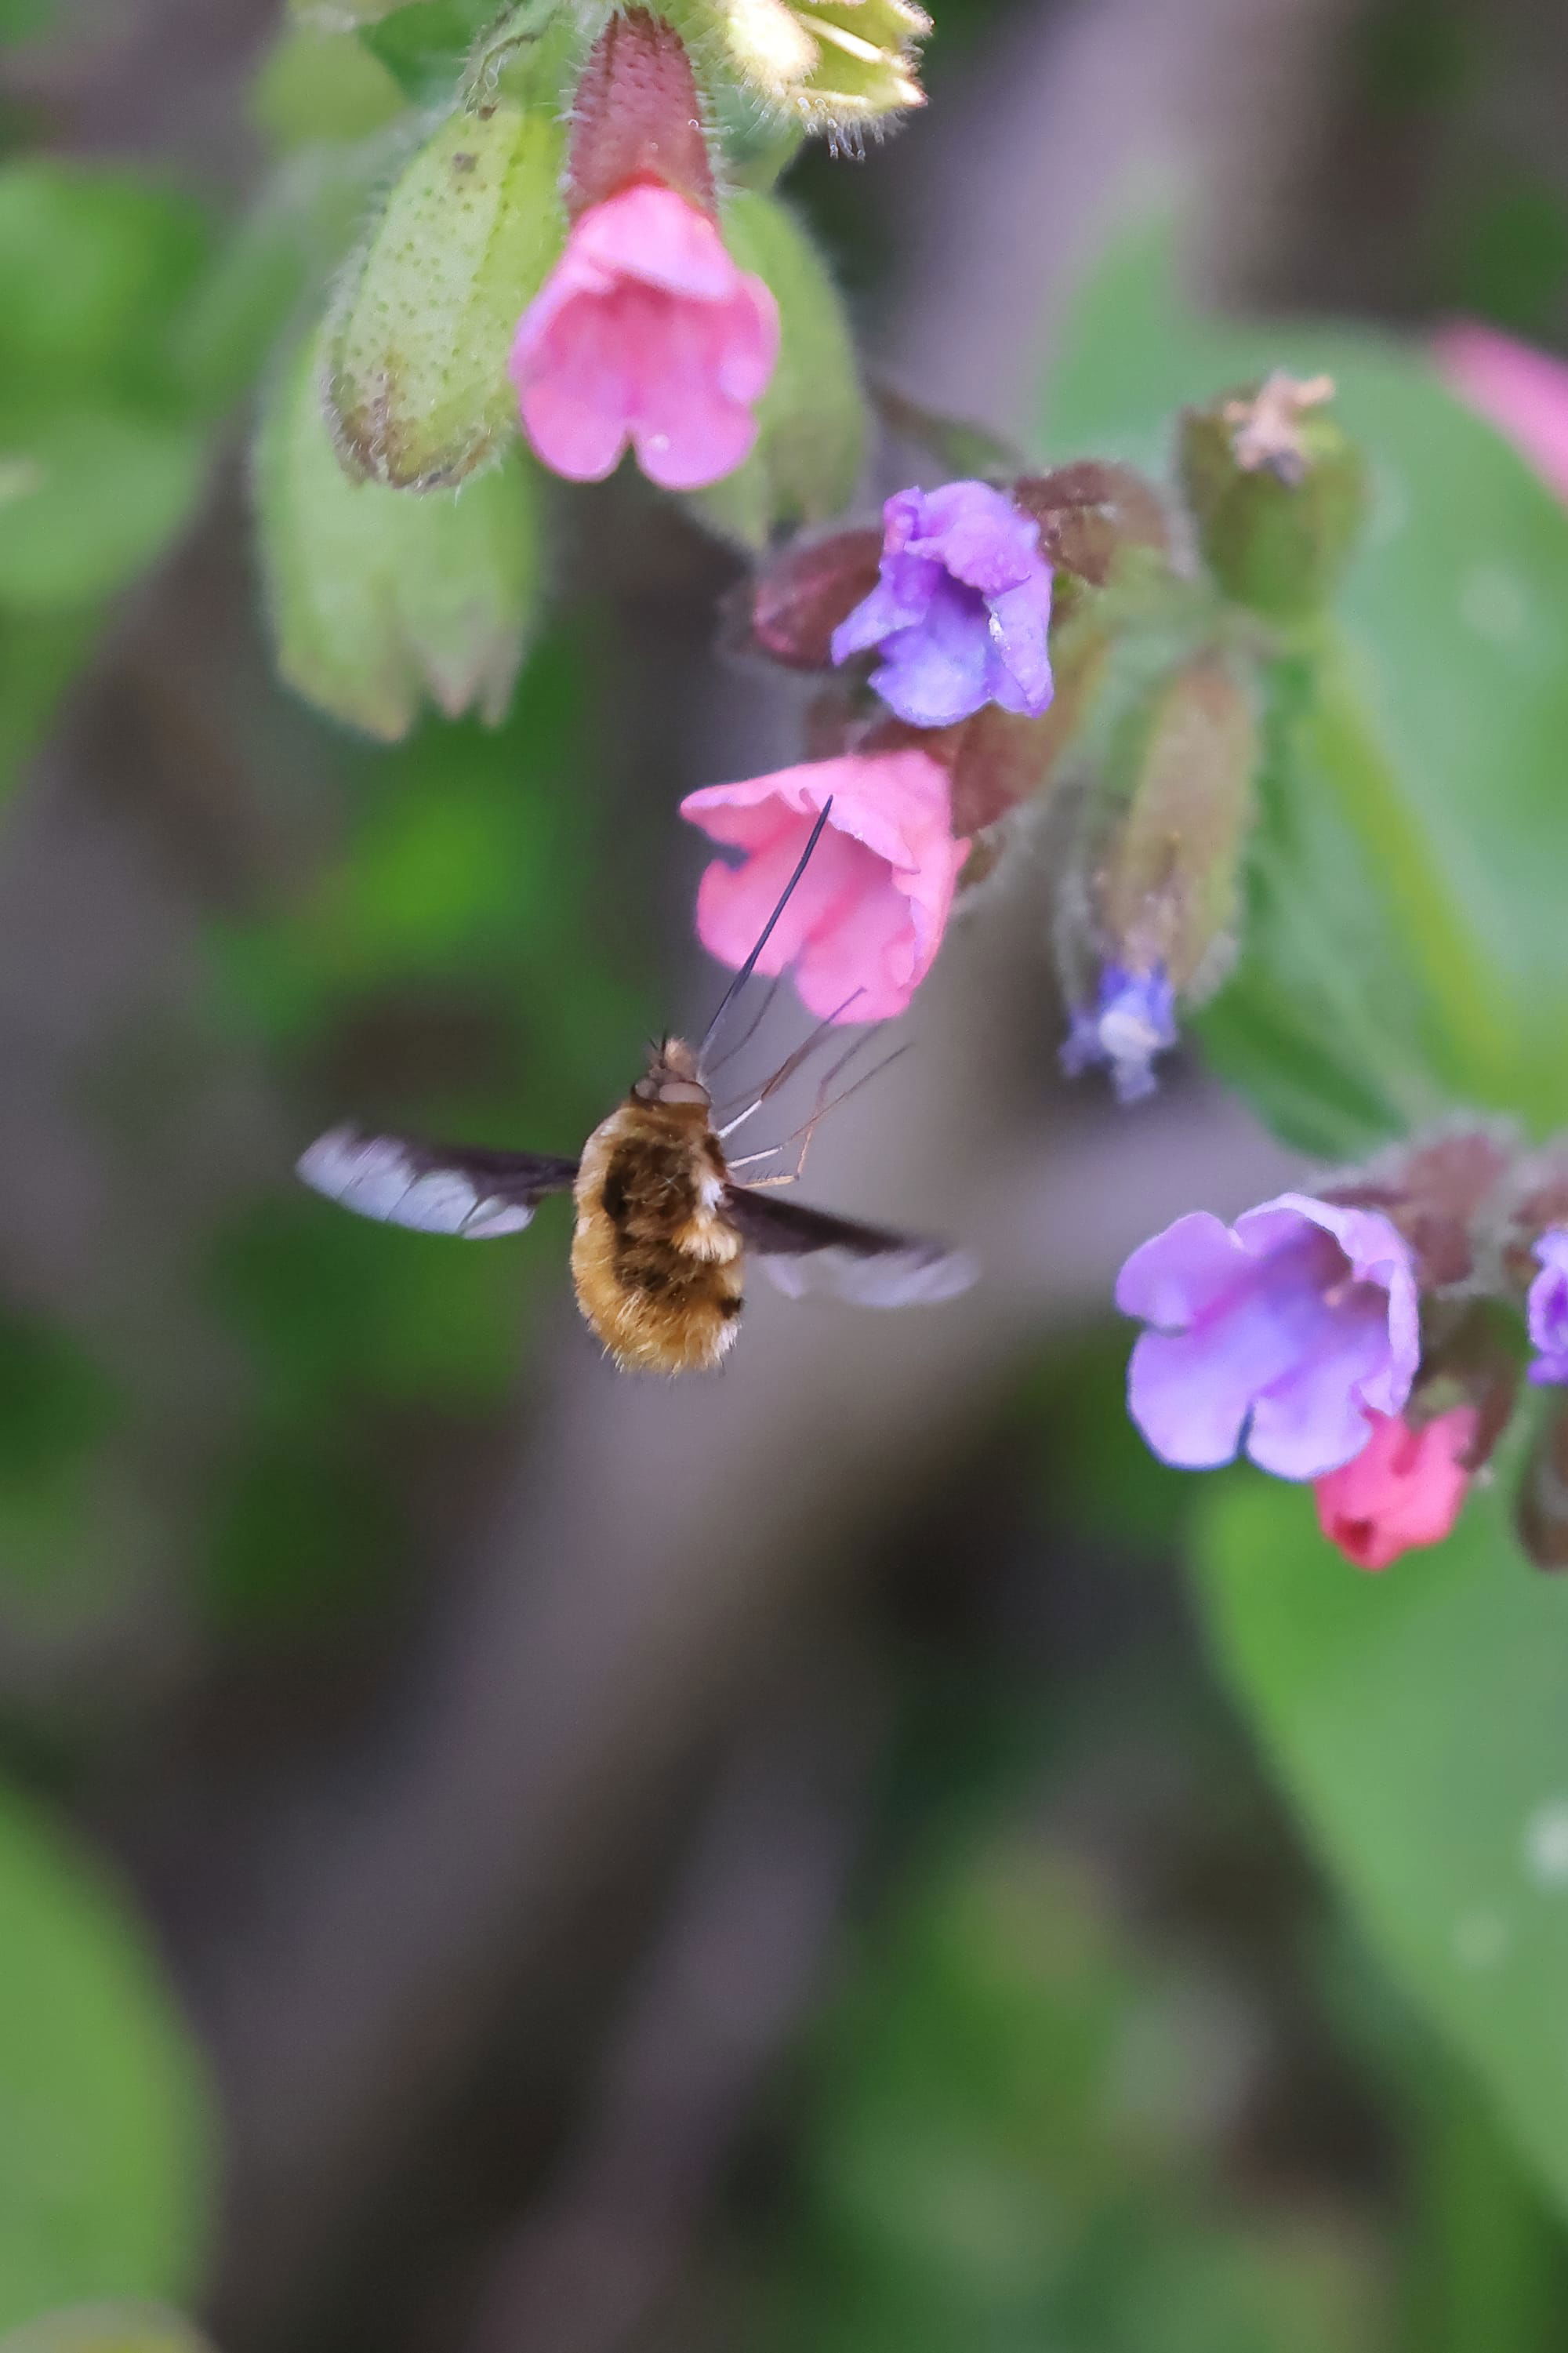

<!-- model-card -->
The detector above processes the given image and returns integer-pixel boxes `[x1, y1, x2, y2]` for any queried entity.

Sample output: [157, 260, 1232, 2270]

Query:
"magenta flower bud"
[681, 750, 967, 1024]
[1528, 1231, 1568, 1385]
[1060, 964, 1178, 1104]
[1314, 1407, 1477, 1572]
[509, 183, 779, 491]
[831, 481, 1054, 728]
[1116, 1193, 1421, 1480]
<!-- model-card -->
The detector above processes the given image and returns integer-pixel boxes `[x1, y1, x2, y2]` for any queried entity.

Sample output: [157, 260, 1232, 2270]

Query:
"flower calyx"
[1178, 372, 1368, 621]
[1320, 1127, 1517, 1294]
[691, 0, 929, 136]
[1056, 648, 1258, 1105]
[564, 8, 717, 221]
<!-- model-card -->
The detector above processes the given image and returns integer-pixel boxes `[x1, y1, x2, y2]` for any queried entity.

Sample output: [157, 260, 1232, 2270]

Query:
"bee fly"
[296, 805, 975, 1374]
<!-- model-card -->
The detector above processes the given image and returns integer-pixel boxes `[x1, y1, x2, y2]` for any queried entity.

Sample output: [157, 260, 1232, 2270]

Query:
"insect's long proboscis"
[697, 797, 834, 1068]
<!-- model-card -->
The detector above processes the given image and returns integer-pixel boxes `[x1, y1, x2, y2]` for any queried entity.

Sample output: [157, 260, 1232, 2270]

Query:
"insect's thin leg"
[765, 1033, 880, 1184]
[711, 1000, 853, 1121]
[807, 1040, 913, 1133]
[739, 1040, 916, 1183]
[724, 1144, 789, 1171]
[701, 971, 786, 1083]
[714, 990, 866, 1139]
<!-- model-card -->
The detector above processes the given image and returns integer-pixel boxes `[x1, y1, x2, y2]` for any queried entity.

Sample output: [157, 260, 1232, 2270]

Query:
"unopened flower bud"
[1315, 1407, 1477, 1571]
[327, 96, 564, 488]
[564, 8, 716, 220]
[1059, 651, 1258, 1101]
[1406, 1298, 1521, 1472]
[673, 0, 927, 133]
[746, 525, 884, 667]
[1011, 459, 1170, 604]
[688, 190, 866, 548]
[1178, 372, 1368, 621]
[1518, 1392, 1568, 1570]
[257, 327, 542, 739]
[1061, 966, 1178, 1104]
[1326, 1127, 1515, 1291]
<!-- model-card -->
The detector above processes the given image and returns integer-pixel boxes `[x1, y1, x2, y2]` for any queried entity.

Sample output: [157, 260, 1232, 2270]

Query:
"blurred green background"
[2, 3, 1568, 2352]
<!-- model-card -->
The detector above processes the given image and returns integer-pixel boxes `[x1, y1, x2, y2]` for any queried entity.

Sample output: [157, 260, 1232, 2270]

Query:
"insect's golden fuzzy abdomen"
[570, 1098, 744, 1373]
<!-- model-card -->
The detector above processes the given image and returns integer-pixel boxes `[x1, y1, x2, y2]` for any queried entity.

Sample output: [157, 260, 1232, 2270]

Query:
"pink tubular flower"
[1314, 1407, 1477, 1571]
[509, 181, 779, 492]
[681, 751, 967, 1024]
[1116, 1193, 1421, 1480]
[1434, 323, 1568, 503]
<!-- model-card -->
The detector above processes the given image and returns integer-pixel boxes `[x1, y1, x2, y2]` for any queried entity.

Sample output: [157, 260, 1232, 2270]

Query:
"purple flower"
[1527, 1229, 1568, 1385]
[829, 480, 1054, 728]
[1060, 964, 1177, 1103]
[1116, 1193, 1421, 1480]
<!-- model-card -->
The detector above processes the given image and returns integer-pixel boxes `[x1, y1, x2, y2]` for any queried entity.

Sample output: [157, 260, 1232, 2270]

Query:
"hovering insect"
[296, 806, 975, 1374]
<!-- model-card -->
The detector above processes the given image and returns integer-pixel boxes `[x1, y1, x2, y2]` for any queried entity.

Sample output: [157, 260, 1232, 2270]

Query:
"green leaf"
[0, 1789, 210, 2328]
[0, 165, 209, 415]
[0, 412, 206, 613]
[1196, 1454, 1568, 2230]
[358, 0, 501, 102]
[1041, 220, 1568, 1145]
[253, 23, 406, 149]
[0, 2307, 212, 2353]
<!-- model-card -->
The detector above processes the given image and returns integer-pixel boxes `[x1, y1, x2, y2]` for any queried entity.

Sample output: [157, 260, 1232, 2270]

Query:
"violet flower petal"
[1527, 1229, 1568, 1385]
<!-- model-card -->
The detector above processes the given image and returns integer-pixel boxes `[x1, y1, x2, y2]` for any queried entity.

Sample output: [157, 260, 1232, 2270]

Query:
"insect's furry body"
[572, 1069, 744, 1374]
[294, 810, 975, 1372]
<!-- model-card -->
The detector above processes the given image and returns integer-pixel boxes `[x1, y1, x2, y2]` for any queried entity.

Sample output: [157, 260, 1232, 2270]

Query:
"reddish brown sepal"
[1500, 1157, 1568, 1295]
[748, 528, 884, 669]
[1409, 1298, 1522, 1474]
[1517, 1393, 1568, 1570]
[1326, 1130, 1515, 1291]
[565, 8, 715, 221]
[1011, 462, 1171, 586]
[860, 634, 1110, 849]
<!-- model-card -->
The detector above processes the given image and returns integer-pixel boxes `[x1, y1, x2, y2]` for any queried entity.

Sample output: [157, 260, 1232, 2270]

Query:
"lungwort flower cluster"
[685, 473, 1058, 1024]
[689, 376, 1356, 1077]
[274, 0, 902, 739]
[1116, 1131, 1568, 1572]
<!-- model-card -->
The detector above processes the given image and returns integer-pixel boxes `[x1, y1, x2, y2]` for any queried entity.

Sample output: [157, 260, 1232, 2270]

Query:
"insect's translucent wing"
[298, 1126, 579, 1239]
[724, 1186, 976, 1307]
